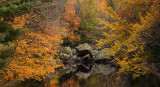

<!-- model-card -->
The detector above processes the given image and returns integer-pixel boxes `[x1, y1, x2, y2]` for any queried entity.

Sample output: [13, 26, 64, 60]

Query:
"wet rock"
[65, 47, 72, 55]
[59, 53, 70, 61]
[90, 44, 98, 50]
[75, 43, 93, 52]
[72, 48, 77, 55]
[92, 50, 99, 58]
[77, 50, 93, 58]
[60, 47, 72, 56]
[72, 55, 77, 60]
[64, 64, 77, 73]
[59, 43, 116, 64]
[92, 48, 107, 59]
[74, 43, 93, 58]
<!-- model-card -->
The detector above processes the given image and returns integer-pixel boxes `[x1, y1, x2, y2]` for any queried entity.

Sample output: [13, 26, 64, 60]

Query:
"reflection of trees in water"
[62, 76, 80, 87]
[45, 70, 160, 87]
[46, 63, 160, 87]
[57, 63, 131, 87]
[47, 62, 160, 87]
[105, 72, 131, 87]
[59, 70, 131, 87]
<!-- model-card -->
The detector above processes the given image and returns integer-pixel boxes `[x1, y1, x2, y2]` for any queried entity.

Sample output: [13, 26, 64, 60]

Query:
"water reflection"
[3, 64, 160, 87]
[45, 63, 160, 87]
[45, 64, 125, 87]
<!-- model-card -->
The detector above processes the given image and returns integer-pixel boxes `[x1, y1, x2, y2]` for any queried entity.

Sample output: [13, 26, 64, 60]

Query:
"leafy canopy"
[97, 0, 160, 78]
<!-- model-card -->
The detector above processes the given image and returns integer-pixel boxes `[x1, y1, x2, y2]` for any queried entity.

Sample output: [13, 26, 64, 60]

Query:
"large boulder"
[75, 43, 93, 52]
[75, 43, 93, 58]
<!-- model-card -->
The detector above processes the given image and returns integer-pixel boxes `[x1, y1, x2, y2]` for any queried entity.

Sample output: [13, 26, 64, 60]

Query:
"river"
[4, 63, 160, 87]
[42, 64, 160, 87]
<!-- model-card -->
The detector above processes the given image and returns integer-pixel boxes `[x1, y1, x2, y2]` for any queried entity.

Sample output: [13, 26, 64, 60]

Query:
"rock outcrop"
[59, 43, 116, 65]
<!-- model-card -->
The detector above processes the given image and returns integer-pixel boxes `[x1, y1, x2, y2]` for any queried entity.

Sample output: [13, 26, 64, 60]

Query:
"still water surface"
[43, 64, 160, 87]
[4, 64, 160, 87]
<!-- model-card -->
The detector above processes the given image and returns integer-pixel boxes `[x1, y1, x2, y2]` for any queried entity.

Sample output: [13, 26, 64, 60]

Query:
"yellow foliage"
[9, 13, 42, 29]
[3, 31, 64, 81]
[10, 14, 30, 29]
[97, 0, 160, 78]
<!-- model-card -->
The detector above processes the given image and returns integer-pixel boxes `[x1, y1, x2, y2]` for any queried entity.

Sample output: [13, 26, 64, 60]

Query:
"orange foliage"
[117, 0, 154, 23]
[48, 84, 56, 87]
[3, 31, 64, 81]
[99, 0, 108, 3]
[10, 12, 43, 29]
[0, 1, 67, 82]
[10, 14, 30, 29]
[62, 0, 80, 42]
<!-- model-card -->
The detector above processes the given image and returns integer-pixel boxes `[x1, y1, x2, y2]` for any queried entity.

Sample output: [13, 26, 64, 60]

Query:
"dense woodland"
[0, 0, 160, 86]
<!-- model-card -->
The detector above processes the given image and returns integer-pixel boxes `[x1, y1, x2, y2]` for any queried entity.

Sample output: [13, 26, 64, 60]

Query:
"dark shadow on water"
[12, 63, 160, 87]
[44, 63, 160, 87]
[131, 74, 160, 87]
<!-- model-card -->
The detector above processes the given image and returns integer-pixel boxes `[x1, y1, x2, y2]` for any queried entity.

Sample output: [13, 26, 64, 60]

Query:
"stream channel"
[42, 63, 160, 87]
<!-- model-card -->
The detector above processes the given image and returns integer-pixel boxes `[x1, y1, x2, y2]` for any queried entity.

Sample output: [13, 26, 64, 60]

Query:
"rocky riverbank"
[59, 43, 116, 66]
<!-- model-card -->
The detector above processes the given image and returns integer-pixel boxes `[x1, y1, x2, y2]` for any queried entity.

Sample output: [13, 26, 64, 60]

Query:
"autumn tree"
[0, 10, 36, 70]
[117, 0, 155, 23]
[62, 0, 80, 45]
[0, 0, 39, 70]
[2, 31, 63, 81]
[97, 0, 160, 78]
[0, 0, 65, 82]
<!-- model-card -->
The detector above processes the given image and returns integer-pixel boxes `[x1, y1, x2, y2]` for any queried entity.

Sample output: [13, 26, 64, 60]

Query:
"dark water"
[6, 63, 159, 87]
[43, 64, 160, 87]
